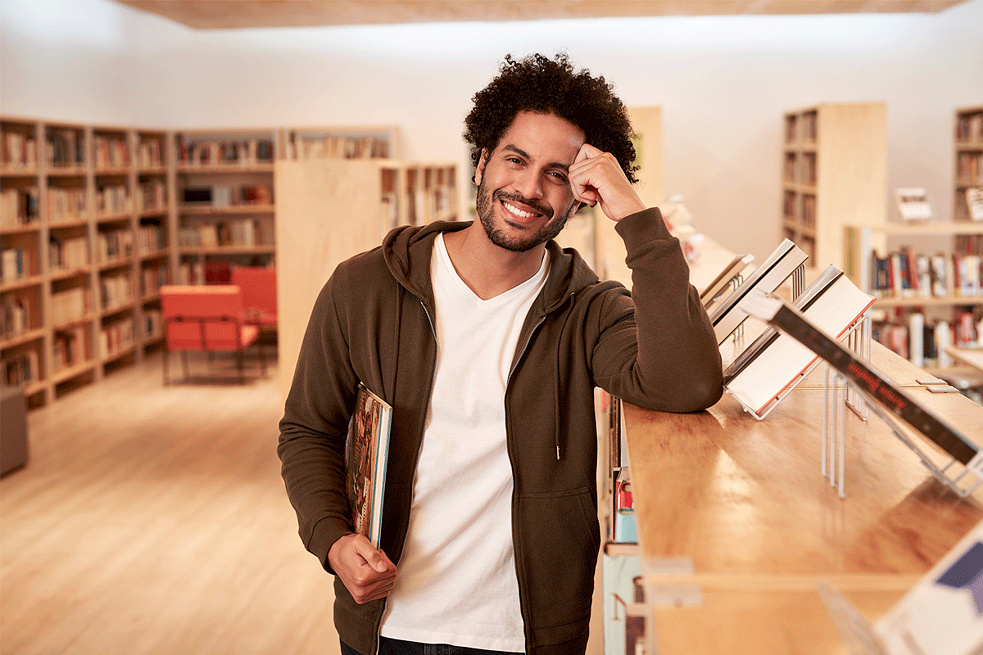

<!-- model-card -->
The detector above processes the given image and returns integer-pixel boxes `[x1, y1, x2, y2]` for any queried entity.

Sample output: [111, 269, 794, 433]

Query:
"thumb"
[354, 539, 391, 573]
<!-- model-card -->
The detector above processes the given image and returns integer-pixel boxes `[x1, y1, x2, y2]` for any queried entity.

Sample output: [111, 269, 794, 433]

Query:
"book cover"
[896, 187, 933, 222]
[346, 382, 393, 548]
[874, 519, 983, 655]
[723, 265, 875, 415]
[738, 289, 979, 466]
[708, 238, 807, 344]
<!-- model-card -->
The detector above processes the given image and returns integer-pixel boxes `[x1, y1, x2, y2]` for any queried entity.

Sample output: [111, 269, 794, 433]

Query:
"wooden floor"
[1, 350, 340, 655]
[1, 350, 607, 655]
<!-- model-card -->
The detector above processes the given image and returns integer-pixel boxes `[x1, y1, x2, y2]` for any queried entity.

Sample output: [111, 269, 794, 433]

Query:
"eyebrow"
[501, 144, 571, 172]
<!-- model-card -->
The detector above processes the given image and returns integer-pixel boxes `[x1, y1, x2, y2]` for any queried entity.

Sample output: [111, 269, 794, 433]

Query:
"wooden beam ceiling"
[113, 0, 972, 29]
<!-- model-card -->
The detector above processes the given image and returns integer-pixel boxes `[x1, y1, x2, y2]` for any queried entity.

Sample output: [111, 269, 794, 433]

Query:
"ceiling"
[113, 0, 972, 29]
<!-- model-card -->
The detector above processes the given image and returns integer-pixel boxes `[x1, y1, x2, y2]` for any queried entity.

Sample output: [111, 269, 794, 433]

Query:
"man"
[278, 52, 723, 655]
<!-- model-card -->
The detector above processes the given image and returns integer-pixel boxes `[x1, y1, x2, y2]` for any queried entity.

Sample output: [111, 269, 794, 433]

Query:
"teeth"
[503, 201, 537, 218]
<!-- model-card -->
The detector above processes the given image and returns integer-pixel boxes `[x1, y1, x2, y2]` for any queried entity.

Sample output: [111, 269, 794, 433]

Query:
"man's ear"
[474, 149, 488, 186]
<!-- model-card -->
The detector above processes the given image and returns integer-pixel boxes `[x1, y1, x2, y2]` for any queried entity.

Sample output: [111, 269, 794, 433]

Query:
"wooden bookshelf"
[954, 106, 983, 253]
[1, 117, 162, 407]
[782, 103, 887, 270]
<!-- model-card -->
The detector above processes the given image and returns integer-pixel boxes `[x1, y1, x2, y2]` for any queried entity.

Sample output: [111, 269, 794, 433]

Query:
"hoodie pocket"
[515, 486, 600, 630]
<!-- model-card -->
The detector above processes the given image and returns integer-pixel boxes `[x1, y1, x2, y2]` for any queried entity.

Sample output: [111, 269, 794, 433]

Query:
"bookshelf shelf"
[782, 103, 887, 269]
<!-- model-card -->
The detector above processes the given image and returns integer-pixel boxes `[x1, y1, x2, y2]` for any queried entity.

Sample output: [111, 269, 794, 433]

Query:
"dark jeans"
[341, 637, 523, 655]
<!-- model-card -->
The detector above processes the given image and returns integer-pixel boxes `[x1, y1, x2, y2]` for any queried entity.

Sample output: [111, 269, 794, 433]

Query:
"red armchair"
[160, 285, 266, 384]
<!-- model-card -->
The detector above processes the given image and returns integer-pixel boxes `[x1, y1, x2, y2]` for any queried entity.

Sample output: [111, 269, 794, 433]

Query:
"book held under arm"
[346, 383, 393, 549]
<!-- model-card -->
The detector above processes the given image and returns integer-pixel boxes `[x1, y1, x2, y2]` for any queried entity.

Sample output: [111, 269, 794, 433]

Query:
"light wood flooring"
[1, 350, 339, 655]
[1, 351, 607, 655]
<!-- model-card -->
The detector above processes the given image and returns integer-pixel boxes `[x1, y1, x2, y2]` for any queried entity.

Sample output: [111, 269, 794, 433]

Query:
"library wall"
[1, 0, 982, 266]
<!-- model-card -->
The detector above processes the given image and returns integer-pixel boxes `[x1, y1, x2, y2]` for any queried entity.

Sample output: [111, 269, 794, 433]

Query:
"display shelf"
[782, 103, 887, 269]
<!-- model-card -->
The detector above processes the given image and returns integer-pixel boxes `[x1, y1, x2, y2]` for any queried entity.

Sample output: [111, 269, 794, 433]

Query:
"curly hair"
[463, 52, 638, 185]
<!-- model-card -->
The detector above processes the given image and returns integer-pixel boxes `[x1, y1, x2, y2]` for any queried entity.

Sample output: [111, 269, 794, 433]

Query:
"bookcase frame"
[782, 103, 888, 271]
[3, 117, 404, 409]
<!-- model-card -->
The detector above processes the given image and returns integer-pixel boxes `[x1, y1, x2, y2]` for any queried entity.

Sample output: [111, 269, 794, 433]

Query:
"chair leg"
[237, 349, 245, 384]
[163, 349, 169, 385]
[181, 351, 190, 381]
[258, 342, 267, 376]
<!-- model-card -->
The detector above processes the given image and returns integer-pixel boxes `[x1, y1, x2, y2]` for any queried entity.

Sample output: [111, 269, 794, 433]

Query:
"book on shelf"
[699, 252, 755, 311]
[870, 249, 983, 299]
[968, 187, 983, 222]
[873, 518, 983, 655]
[738, 289, 980, 466]
[896, 187, 933, 222]
[708, 238, 808, 344]
[723, 265, 875, 416]
[346, 382, 392, 549]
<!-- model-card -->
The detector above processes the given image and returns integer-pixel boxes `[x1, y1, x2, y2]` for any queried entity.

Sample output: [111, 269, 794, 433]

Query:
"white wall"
[2, 0, 981, 264]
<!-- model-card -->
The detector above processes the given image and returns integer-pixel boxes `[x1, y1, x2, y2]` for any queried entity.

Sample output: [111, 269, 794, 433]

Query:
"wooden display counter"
[622, 341, 983, 654]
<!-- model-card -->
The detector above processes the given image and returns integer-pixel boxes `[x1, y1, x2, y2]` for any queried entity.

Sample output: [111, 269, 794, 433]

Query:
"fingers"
[329, 534, 398, 604]
[569, 144, 645, 221]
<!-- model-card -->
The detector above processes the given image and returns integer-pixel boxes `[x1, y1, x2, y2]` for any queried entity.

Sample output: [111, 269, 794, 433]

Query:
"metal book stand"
[822, 315, 983, 499]
[725, 262, 810, 421]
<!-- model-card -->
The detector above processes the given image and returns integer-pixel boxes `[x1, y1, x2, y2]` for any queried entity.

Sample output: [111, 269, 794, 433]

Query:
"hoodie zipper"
[374, 296, 439, 655]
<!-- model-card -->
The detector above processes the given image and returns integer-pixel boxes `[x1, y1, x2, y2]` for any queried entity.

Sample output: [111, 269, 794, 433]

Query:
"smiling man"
[278, 52, 723, 655]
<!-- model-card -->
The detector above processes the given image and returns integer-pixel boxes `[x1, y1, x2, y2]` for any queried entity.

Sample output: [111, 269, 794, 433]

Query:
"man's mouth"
[497, 194, 551, 223]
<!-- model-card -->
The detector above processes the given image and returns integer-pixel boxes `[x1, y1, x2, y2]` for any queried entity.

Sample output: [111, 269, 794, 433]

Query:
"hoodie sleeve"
[277, 271, 359, 573]
[592, 207, 723, 412]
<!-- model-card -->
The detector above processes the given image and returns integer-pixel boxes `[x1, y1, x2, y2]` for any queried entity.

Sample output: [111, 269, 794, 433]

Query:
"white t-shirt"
[379, 234, 550, 651]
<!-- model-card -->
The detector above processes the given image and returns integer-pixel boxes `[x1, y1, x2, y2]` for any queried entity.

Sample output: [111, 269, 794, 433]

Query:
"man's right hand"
[328, 533, 398, 604]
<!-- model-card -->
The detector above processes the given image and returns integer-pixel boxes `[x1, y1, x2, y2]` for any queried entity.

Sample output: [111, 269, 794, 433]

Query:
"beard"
[475, 179, 576, 253]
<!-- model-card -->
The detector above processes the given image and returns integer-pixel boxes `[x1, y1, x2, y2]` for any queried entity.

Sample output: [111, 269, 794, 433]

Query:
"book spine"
[769, 303, 978, 465]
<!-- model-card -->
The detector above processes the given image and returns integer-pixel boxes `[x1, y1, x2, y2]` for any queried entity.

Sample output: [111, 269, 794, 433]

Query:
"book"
[896, 187, 933, 221]
[699, 252, 755, 311]
[738, 289, 980, 466]
[723, 265, 875, 416]
[345, 383, 393, 548]
[873, 519, 983, 655]
[967, 187, 983, 222]
[708, 239, 808, 344]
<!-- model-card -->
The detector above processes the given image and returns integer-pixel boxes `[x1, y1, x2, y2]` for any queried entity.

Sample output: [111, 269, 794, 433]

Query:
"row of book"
[955, 153, 980, 185]
[0, 295, 31, 340]
[143, 308, 163, 339]
[51, 326, 88, 372]
[136, 139, 165, 169]
[178, 220, 264, 249]
[48, 186, 87, 223]
[49, 235, 88, 272]
[138, 224, 166, 255]
[141, 263, 168, 297]
[99, 318, 134, 359]
[870, 249, 983, 299]
[2, 131, 38, 170]
[956, 111, 983, 142]
[784, 110, 818, 143]
[99, 272, 134, 311]
[97, 229, 134, 265]
[177, 139, 275, 166]
[46, 128, 85, 169]
[0, 187, 40, 226]
[287, 134, 390, 160]
[874, 310, 981, 368]
[94, 184, 132, 217]
[92, 134, 129, 170]
[136, 180, 167, 212]
[3, 350, 40, 387]
[181, 183, 273, 207]
[2, 248, 31, 283]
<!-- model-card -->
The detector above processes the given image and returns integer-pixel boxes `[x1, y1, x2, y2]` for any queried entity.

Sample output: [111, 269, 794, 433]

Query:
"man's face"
[474, 111, 585, 253]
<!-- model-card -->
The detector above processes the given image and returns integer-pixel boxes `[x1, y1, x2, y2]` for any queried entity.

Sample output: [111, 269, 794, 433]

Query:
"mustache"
[493, 189, 553, 219]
